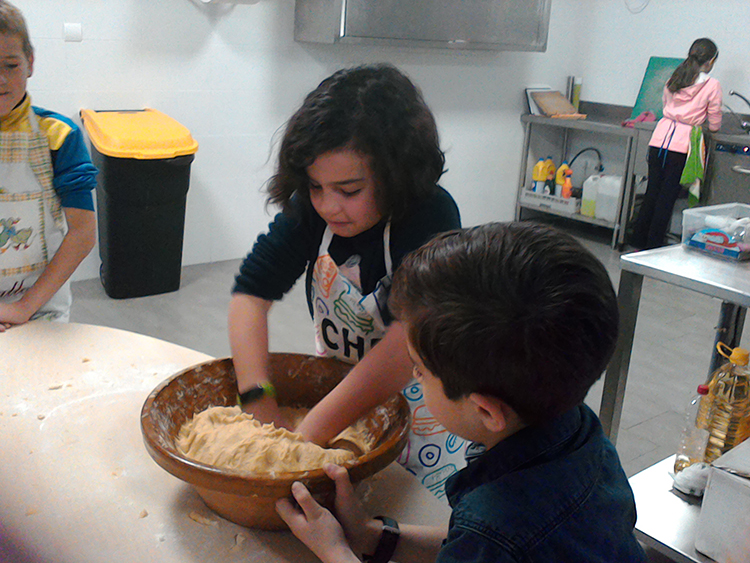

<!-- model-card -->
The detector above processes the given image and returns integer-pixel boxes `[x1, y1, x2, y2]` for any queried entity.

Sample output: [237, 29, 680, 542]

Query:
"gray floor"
[70, 221, 745, 482]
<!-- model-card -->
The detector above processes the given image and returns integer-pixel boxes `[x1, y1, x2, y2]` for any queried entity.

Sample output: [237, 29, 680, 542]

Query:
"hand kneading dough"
[176, 406, 372, 475]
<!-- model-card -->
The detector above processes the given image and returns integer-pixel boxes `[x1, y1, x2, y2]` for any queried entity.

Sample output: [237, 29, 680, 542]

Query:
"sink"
[631, 112, 750, 143]
[704, 113, 750, 207]
[713, 111, 750, 143]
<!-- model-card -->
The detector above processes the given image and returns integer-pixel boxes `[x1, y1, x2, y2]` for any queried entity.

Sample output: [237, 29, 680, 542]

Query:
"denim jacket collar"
[446, 405, 584, 503]
[440, 405, 645, 562]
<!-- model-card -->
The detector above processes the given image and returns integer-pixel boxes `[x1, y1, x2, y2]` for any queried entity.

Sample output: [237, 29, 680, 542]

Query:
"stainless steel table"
[600, 244, 750, 444]
[629, 456, 712, 563]
[0, 322, 451, 563]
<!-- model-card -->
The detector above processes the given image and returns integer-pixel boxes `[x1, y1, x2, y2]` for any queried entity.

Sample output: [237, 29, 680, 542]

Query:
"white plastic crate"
[682, 203, 750, 261]
[519, 189, 581, 216]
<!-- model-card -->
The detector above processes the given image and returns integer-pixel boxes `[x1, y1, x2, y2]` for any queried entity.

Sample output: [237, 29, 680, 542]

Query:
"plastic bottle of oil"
[703, 343, 750, 463]
[674, 384, 711, 474]
[696, 367, 720, 430]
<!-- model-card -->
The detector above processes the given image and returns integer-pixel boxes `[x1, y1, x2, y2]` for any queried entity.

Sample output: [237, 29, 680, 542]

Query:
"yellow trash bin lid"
[80, 108, 199, 159]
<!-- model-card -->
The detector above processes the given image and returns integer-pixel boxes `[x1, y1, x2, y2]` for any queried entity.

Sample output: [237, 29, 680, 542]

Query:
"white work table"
[0, 322, 450, 563]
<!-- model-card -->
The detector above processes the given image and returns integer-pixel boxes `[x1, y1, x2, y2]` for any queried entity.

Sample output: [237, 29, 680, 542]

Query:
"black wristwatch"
[237, 382, 276, 406]
[363, 516, 400, 563]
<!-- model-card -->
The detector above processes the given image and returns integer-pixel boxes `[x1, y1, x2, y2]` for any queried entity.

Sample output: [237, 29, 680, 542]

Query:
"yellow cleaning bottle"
[531, 158, 545, 192]
[555, 161, 571, 197]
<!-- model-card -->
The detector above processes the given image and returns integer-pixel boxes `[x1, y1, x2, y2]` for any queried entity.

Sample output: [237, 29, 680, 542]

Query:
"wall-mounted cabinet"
[294, 0, 551, 51]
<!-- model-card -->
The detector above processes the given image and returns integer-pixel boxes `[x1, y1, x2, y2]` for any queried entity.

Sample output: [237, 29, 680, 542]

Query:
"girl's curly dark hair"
[267, 64, 446, 220]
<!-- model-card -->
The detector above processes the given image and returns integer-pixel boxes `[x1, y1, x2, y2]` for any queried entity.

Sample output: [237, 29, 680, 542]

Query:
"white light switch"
[63, 23, 82, 42]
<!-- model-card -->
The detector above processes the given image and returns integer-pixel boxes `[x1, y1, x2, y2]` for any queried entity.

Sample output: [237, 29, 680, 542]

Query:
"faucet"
[728, 91, 750, 132]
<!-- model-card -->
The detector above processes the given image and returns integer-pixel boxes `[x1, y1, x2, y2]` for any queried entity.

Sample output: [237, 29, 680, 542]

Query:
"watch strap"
[363, 516, 400, 563]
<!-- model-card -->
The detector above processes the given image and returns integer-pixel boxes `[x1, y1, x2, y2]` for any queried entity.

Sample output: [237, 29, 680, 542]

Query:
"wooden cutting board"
[531, 90, 586, 119]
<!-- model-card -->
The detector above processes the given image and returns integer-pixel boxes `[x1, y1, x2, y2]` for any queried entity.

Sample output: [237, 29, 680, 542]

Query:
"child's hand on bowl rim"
[276, 464, 384, 561]
[276, 474, 357, 563]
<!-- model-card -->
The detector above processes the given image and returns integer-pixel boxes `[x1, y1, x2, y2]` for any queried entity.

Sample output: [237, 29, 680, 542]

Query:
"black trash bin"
[80, 109, 198, 299]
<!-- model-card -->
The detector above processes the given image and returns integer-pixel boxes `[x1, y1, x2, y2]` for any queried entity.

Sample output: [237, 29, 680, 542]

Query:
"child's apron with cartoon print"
[311, 224, 467, 499]
[0, 105, 70, 321]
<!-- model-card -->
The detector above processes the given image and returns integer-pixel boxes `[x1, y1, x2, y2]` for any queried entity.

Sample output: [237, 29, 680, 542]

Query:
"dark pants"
[630, 146, 687, 250]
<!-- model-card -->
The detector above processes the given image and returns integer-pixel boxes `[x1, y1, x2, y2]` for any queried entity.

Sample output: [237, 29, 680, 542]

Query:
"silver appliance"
[704, 141, 750, 205]
[294, 0, 551, 51]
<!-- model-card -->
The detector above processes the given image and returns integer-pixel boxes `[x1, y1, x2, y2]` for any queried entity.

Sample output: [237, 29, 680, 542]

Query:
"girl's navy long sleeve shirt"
[233, 186, 461, 321]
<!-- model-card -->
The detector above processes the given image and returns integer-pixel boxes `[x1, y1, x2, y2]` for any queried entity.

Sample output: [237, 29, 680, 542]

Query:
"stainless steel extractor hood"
[294, 0, 551, 52]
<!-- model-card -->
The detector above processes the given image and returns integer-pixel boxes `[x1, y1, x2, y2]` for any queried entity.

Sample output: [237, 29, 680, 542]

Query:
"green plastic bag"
[681, 125, 705, 207]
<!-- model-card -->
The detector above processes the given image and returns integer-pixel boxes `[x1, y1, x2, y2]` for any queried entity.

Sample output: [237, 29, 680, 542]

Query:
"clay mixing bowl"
[140, 353, 410, 530]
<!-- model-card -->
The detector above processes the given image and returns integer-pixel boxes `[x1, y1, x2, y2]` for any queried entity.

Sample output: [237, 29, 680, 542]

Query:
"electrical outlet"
[63, 23, 82, 42]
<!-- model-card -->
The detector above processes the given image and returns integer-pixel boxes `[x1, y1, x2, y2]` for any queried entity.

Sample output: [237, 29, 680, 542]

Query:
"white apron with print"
[311, 224, 467, 499]
[0, 106, 70, 321]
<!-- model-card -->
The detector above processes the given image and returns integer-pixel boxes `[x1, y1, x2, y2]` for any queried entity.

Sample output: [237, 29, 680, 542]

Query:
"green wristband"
[237, 382, 276, 406]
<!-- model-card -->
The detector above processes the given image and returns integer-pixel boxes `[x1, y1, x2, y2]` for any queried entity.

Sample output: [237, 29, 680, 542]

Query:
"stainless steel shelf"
[515, 102, 639, 248]
[521, 113, 637, 137]
[517, 202, 616, 229]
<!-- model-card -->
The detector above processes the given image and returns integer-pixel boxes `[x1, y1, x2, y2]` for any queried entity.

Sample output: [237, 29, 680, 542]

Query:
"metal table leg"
[600, 269, 644, 444]
[708, 302, 747, 376]
[515, 122, 532, 221]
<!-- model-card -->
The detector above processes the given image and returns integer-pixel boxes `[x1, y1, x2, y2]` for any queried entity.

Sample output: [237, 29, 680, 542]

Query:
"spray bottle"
[561, 169, 573, 199]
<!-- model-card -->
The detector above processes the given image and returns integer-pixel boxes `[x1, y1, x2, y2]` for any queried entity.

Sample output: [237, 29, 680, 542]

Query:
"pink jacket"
[649, 76, 722, 154]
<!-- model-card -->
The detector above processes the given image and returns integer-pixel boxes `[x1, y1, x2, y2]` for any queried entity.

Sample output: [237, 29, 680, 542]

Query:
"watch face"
[379, 516, 400, 535]
[383, 523, 399, 535]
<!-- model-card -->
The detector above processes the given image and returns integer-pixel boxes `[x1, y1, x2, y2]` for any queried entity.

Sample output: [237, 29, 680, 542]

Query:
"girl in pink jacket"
[630, 38, 722, 249]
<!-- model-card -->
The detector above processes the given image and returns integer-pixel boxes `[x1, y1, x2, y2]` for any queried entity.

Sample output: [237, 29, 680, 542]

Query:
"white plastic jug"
[581, 175, 600, 217]
[594, 175, 622, 223]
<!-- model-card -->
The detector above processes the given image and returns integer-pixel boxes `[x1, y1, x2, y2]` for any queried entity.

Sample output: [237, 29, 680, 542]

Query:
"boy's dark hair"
[267, 63, 445, 221]
[0, 1, 33, 60]
[390, 222, 619, 426]
[667, 38, 718, 93]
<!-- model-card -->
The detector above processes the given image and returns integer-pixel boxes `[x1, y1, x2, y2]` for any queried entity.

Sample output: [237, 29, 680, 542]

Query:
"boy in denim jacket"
[277, 222, 647, 563]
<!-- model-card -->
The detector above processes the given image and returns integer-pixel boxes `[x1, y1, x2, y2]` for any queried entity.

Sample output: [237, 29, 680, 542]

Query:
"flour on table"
[176, 406, 373, 475]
